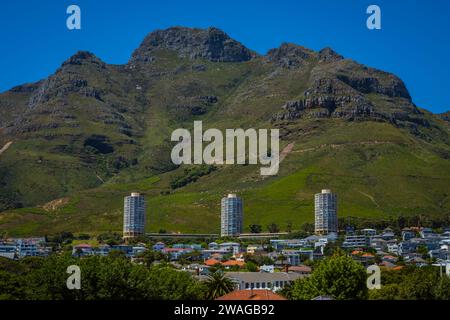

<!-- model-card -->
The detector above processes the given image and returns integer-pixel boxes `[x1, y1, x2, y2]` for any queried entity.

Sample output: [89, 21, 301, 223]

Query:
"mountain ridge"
[0, 26, 449, 236]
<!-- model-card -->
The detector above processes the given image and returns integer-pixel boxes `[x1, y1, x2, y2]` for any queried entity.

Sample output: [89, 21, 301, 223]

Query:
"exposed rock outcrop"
[130, 26, 256, 64]
[318, 47, 344, 63]
[266, 43, 315, 68]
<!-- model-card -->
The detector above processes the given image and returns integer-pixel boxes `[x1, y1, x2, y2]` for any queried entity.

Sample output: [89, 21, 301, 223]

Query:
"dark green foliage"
[267, 223, 280, 233]
[0, 254, 205, 300]
[243, 253, 274, 266]
[47, 231, 74, 244]
[249, 224, 262, 233]
[203, 271, 236, 300]
[369, 266, 450, 300]
[245, 261, 258, 272]
[97, 232, 122, 244]
[0, 189, 23, 211]
[76, 233, 90, 240]
[170, 165, 217, 189]
[288, 251, 368, 300]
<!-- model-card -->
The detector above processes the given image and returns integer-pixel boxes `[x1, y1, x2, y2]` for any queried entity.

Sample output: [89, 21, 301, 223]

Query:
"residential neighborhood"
[1, 190, 449, 301]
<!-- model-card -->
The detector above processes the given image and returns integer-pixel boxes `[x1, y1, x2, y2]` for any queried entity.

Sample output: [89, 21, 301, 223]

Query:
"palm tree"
[204, 271, 236, 299]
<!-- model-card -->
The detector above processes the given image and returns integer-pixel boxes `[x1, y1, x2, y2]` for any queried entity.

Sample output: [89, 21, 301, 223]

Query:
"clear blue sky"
[1, 0, 449, 113]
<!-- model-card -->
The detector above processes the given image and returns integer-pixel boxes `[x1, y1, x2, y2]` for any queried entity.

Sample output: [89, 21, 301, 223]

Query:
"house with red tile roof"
[204, 258, 221, 266]
[222, 260, 246, 268]
[216, 289, 286, 300]
[288, 265, 312, 274]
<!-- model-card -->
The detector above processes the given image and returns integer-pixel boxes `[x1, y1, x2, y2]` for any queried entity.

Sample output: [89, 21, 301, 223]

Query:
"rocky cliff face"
[266, 43, 315, 68]
[27, 52, 107, 110]
[0, 26, 442, 143]
[267, 44, 418, 127]
[129, 26, 256, 65]
[0, 26, 448, 214]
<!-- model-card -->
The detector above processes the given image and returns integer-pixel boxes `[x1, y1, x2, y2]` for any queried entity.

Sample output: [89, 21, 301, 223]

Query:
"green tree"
[137, 250, 166, 267]
[400, 267, 441, 300]
[290, 251, 368, 300]
[433, 276, 450, 300]
[0, 253, 205, 300]
[285, 221, 293, 233]
[369, 283, 402, 300]
[245, 261, 258, 272]
[249, 224, 262, 234]
[204, 271, 236, 300]
[267, 223, 280, 233]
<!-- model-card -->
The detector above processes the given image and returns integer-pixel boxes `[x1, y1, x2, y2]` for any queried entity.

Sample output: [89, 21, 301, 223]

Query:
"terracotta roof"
[204, 258, 221, 266]
[222, 260, 245, 267]
[288, 265, 312, 273]
[392, 266, 404, 270]
[362, 253, 375, 257]
[216, 290, 287, 301]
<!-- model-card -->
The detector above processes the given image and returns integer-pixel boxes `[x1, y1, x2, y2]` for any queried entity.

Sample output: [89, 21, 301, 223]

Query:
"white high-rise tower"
[221, 194, 243, 237]
[123, 192, 146, 239]
[314, 189, 337, 235]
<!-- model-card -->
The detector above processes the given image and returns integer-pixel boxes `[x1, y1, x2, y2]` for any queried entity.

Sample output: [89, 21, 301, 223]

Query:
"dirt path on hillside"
[259, 142, 294, 179]
[291, 140, 397, 154]
[0, 141, 13, 156]
[358, 191, 380, 207]
[279, 142, 294, 163]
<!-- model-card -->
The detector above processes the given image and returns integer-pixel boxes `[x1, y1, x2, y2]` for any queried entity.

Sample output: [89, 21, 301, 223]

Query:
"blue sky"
[0, 0, 449, 113]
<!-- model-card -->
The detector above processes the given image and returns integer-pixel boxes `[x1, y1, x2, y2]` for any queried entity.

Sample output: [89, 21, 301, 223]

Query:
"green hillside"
[0, 27, 449, 237]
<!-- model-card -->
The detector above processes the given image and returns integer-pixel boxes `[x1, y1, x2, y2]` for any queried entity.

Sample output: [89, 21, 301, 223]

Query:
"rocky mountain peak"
[129, 26, 256, 64]
[266, 43, 315, 68]
[62, 51, 106, 68]
[318, 47, 344, 63]
[438, 110, 450, 123]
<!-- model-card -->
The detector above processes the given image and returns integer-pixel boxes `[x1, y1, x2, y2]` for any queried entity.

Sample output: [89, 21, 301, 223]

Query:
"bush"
[289, 250, 368, 300]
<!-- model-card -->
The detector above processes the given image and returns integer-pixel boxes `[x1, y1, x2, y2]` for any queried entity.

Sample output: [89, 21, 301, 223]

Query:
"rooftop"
[216, 289, 286, 301]
[225, 271, 304, 282]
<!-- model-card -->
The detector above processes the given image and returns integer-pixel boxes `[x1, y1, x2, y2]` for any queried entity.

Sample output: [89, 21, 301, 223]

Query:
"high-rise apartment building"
[123, 192, 146, 239]
[314, 189, 337, 235]
[221, 194, 243, 237]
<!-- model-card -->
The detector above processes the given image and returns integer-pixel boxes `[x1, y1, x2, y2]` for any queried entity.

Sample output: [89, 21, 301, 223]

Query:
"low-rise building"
[260, 265, 275, 273]
[342, 235, 369, 248]
[72, 244, 146, 258]
[216, 289, 286, 300]
[219, 242, 240, 255]
[402, 229, 416, 241]
[246, 245, 264, 254]
[72, 244, 94, 256]
[0, 243, 16, 259]
[387, 243, 399, 255]
[370, 238, 387, 251]
[361, 229, 377, 236]
[162, 247, 192, 260]
[282, 249, 314, 265]
[225, 272, 305, 291]
[153, 242, 165, 251]
[288, 265, 312, 275]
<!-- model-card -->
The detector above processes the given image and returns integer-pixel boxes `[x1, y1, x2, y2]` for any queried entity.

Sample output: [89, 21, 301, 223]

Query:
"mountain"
[0, 26, 449, 236]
